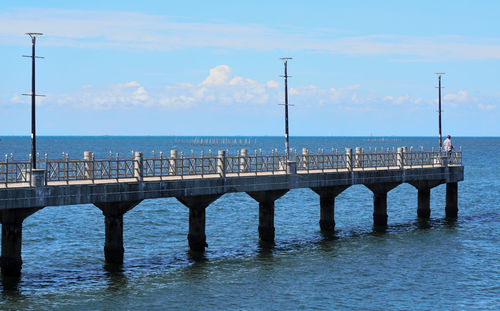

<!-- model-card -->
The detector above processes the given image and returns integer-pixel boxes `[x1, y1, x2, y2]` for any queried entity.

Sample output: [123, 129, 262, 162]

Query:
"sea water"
[0, 136, 498, 310]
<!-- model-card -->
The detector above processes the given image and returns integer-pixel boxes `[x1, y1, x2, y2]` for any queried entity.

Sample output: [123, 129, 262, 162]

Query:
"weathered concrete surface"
[365, 182, 401, 228]
[0, 166, 464, 211]
[311, 186, 349, 232]
[177, 195, 221, 252]
[409, 180, 444, 218]
[0, 207, 42, 276]
[247, 190, 288, 243]
[446, 182, 458, 218]
[94, 201, 142, 264]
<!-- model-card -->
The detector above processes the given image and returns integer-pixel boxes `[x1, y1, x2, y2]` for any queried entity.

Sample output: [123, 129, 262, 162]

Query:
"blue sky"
[1, 0, 499, 136]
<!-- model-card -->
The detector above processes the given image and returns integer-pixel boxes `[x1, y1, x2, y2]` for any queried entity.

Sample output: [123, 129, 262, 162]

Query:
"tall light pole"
[280, 57, 292, 160]
[435, 72, 445, 150]
[23, 33, 44, 169]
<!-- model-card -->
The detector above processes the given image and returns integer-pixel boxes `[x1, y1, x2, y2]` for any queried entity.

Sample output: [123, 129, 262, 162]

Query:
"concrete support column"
[94, 201, 141, 264]
[134, 152, 143, 181]
[189, 207, 206, 251]
[311, 186, 349, 232]
[409, 180, 442, 219]
[176, 195, 221, 253]
[446, 182, 458, 218]
[0, 207, 42, 276]
[365, 183, 400, 228]
[373, 192, 388, 226]
[247, 190, 288, 243]
[417, 187, 431, 218]
[258, 201, 275, 242]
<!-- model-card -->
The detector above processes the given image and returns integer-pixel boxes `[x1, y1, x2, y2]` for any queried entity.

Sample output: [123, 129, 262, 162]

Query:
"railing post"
[355, 147, 362, 169]
[65, 153, 70, 184]
[169, 150, 178, 176]
[4, 154, 8, 186]
[44, 153, 48, 184]
[30, 169, 46, 187]
[302, 148, 309, 171]
[217, 150, 226, 177]
[402, 146, 407, 167]
[397, 147, 404, 169]
[134, 152, 143, 181]
[28, 154, 32, 181]
[84, 151, 94, 180]
[240, 149, 248, 173]
[345, 148, 353, 171]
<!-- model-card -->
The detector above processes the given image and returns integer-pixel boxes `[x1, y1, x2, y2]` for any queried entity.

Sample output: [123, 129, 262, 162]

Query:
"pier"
[0, 147, 463, 276]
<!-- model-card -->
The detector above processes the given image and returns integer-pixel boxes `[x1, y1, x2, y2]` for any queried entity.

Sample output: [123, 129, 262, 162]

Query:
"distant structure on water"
[174, 137, 257, 147]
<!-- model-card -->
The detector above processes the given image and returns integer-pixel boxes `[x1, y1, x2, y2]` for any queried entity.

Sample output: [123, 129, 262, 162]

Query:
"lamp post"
[23, 33, 44, 169]
[435, 72, 445, 150]
[280, 57, 292, 160]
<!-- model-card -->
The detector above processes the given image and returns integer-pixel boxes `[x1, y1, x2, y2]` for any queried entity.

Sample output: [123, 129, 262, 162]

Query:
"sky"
[1, 0, 499, 136]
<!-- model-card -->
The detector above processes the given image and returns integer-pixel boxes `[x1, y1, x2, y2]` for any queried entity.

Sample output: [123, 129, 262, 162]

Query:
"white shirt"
[443, 138, 453, 152]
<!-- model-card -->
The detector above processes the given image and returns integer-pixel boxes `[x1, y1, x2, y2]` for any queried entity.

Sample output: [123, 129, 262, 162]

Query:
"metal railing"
[0, 148, 463, 186]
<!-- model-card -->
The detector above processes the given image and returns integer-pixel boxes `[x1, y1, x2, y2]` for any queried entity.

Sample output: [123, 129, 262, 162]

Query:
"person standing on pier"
[443, 135, 453, 157]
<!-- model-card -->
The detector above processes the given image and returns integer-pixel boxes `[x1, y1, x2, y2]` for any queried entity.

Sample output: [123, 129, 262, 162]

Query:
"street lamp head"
[26, 33, 43, 44]
[280, 57, 292, 63]
[26, 32, 43, 38]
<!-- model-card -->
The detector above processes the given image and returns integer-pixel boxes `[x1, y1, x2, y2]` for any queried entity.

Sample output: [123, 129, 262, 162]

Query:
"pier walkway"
[0, 147, 464, 276]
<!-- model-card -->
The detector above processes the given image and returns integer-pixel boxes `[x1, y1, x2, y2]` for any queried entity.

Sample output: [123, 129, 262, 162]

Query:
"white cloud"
[441, 90, 478, 108]
[443, 90, 473, 103]
[120, 81, 141, 88]
[39, 65, 280, 109]
[2, 8, 500, 60]
[10, 64, 485, 115]
[133, 86, 148, 102]
[384, 94, 422, 106]
[478, 103, 496, 111]
[10, 94, 28, 104]
[202, 65, 232, 86]
[48, 81, 151, 110]
[267, 80, 279, 88]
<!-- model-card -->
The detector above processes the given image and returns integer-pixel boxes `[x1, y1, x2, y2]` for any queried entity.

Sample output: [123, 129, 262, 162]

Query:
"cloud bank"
[2, 8, 500, 61]
[7, 64, 491, 115]
[7, 65, 437, 112]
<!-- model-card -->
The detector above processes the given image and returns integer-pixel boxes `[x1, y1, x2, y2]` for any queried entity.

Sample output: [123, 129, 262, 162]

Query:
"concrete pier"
[94, 201, 141, 264]
[0, 147, 464, 276]
[365, 183, 400, 228]
[410, 181, 443, 219]
[177, 195, 221, 252]
[417, 187, 431, 218]
[247, 190, 288, 243]
[446, 182, 458, 218]
[311, 186, 348, 232]
[0, 207, 42, 276]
